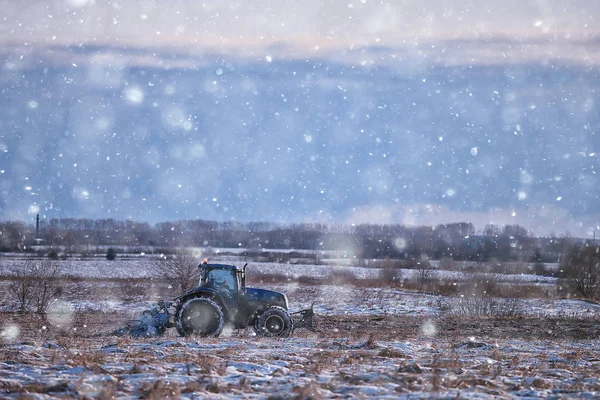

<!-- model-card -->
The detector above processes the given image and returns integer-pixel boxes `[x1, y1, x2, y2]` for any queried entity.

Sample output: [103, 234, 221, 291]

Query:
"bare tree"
[416, 261, 434, 292]
[152, 249, 201, 293]
[378, 266, 403, 287]
[9, 261, 36, 312]
[33, 261, 63, 313]
[561, 246, 600, 300]
[9, 259, 62, 313]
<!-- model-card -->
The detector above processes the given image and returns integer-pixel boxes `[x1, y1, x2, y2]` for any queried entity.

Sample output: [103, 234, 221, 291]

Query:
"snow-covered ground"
[1, 258, 598, 398]
[0, 258, 582, 321]
[65, 285, 600, 320]
[0, 258, 557, 285]
[1, 335, 599, 398]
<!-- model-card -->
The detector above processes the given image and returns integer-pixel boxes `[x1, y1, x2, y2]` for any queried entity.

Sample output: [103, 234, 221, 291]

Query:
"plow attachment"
[291, 301, 317, 333]
[114, 300, 173, 338]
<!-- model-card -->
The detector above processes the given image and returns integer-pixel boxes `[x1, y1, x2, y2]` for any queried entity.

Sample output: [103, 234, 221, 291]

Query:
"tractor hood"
[244, 287, 289, 310]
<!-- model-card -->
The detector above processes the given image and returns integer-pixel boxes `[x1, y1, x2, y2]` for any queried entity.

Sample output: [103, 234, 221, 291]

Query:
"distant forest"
[0, 217, 586, 263]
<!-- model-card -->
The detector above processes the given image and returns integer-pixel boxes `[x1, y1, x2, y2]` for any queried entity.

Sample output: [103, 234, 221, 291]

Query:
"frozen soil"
[1, 258, 599, 398]
[1, 315, 600, 399]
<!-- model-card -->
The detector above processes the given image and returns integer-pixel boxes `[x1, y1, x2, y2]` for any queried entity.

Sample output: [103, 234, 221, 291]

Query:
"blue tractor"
[125, 262, 315, 338]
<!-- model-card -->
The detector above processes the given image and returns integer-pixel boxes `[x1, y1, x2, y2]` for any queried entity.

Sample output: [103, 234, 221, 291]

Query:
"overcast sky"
[1, 1, 599, 237]
[2, 0, 599, 47]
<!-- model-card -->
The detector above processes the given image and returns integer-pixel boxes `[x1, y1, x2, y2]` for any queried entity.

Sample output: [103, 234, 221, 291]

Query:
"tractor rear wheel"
[176, 297, 224, 337]
[254, 306, 293, 338]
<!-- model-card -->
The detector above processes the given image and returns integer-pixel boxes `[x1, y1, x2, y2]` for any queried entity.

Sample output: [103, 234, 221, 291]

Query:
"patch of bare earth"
[315, 314, 600, 341]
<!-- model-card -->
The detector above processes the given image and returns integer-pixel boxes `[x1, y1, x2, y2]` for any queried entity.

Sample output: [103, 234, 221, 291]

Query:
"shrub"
[8, 259, 62, 313]
[532, 262, 547, 276]
[378, 266, 403, 286]
[559, 245, 600, 300]
[48, 248, 59, 260]
[433, 281, 460, 296]
[327, 269, 358, 286]
[415, 262, 435, 292]
[460, 272, 503, 297]
[439, 296, 523, 318]
[416, 268, 430, 290]
[439, 271, 524, 318]
[106, 248, 117, 261]
[152, 249, 200, 293]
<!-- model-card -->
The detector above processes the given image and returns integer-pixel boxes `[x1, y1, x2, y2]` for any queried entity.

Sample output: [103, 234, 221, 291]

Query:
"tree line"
[0, 217, 582, 262]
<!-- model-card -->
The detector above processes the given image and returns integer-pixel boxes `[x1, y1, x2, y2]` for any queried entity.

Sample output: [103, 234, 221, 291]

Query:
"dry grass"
[1, 331, 599, 398]
[439, 296, 524, 318]
[378, 347, 407, 358]
[138, 380, 182, 399]
[246, 268, 552, 300]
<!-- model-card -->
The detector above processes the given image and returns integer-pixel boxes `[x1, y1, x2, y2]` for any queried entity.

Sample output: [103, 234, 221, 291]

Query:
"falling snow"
[1, 2, 600, 396]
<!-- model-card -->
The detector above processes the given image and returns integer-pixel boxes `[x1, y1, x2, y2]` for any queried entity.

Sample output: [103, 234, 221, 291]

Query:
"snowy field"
[1, 258, 599, 398]
[2, 281, 596, 323]
[0, 257, 557, 284]
[1, 320, 600, 398]
[0, 257, 572, 319]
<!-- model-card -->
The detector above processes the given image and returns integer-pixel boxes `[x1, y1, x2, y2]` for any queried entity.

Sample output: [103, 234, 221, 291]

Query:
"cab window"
[205, 269, 236, 292]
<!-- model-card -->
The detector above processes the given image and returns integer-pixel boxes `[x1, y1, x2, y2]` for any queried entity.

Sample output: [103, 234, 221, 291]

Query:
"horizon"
[3, 214, 595, 240]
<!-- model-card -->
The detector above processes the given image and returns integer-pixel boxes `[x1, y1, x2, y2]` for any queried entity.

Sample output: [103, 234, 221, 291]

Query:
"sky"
[1, 0, 599, 237]
[3, 1, 599, 49]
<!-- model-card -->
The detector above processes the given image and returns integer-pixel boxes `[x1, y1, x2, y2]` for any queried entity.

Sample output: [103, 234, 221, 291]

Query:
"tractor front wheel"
[254, 306, 293, 338]
[176, 297, 224, 337]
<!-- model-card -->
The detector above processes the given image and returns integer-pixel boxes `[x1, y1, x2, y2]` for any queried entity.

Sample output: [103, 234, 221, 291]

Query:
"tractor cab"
[198, 263, 247, 306]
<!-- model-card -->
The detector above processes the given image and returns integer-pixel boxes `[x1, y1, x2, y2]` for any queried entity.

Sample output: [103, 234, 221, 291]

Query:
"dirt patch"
[3, 311, 598, 343]
[313, 314, 600, 341]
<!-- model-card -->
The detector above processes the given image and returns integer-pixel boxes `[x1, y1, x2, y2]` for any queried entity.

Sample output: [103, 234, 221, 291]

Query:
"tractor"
[120, 262, 315, 338]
